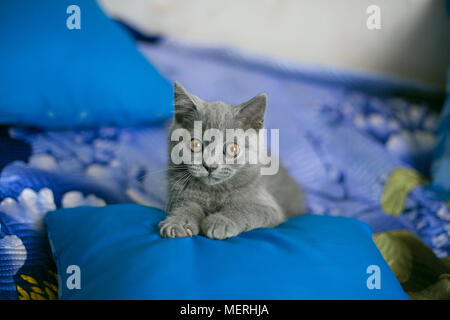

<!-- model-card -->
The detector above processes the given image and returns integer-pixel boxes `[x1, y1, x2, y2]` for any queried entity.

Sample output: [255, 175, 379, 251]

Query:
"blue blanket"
[0, 38, 448, 299]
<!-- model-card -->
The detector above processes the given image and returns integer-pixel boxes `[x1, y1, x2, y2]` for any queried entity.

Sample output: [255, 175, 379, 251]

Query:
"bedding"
[0, 36, 449, 299]
[429, 0, 450, 199]
[45, 204, 408, 300]
[374, 230, 450, 300]
[0, 0, 172, 128]
[430, 51, 450, 199]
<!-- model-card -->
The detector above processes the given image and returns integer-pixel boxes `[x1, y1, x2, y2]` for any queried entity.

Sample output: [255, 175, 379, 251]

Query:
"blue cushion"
[429, 1, 450, 199]
[0, 0, 172, 128]
[45, 204, 408, 299]
[431, 101, 450, 197]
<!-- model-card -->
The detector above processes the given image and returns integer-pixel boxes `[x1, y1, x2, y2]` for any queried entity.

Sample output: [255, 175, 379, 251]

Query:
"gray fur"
[159, 82, 305, 239]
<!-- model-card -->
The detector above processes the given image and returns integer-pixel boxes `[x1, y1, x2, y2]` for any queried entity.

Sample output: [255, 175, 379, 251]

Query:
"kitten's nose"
[203, 161, 218, 173]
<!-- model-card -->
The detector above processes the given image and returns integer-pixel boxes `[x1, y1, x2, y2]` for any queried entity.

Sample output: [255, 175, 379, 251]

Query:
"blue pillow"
[0, 0, 172, 128]
[429, 1, 450, 199]
[45, 204, 408, 299]
[431, 101, 450, 198]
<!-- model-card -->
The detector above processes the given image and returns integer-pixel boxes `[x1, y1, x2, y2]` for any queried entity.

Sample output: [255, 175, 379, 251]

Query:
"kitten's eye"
[190, 139, 202, 153]
[224, 143, 240, 157]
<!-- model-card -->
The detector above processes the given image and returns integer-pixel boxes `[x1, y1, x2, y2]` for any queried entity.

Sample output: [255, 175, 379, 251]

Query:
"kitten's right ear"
[173, 82, 198, 125]
[235, 93, 267, 130]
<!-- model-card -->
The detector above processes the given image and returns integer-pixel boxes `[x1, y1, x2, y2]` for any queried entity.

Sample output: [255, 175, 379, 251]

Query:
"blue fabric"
[429, 2, 450, 199]
[0, 0, 172, 128]
[0, 161, 129, 299]
[431, 100, 450, 198]
[45, 204, 408, 300]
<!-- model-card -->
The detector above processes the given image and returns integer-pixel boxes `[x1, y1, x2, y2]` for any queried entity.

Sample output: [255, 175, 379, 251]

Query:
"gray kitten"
[159, 82, 305, 240]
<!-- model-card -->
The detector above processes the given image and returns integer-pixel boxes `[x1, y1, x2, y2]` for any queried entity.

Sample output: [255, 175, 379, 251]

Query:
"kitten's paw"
[201, 213, 240, 240]
[159, 215, 200, 238]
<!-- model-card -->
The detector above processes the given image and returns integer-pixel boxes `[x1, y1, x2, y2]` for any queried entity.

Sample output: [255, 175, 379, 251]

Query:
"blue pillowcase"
[0, 0, 172, 128]
[429, 0, 450, 199]
[431, 100, 450, 198]
[45, 204, 408, 299]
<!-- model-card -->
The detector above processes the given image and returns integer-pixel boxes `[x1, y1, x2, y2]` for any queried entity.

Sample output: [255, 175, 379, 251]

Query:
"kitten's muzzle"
[202, 161, 218, 173]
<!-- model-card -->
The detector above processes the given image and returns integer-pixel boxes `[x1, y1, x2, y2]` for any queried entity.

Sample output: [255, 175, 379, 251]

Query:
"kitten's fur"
[159, 82, 305, 239]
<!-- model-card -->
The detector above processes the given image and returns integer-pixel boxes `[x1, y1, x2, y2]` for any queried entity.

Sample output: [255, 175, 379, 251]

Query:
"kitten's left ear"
[236, 93, 267, 130]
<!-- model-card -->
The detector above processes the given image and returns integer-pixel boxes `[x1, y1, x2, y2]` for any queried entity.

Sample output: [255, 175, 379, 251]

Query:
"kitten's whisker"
[165, 171, 191, 213]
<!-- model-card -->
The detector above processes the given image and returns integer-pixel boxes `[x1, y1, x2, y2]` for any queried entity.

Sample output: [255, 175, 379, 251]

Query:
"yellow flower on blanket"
[16, 270, 58, 300]
[381, 167, 426, 216]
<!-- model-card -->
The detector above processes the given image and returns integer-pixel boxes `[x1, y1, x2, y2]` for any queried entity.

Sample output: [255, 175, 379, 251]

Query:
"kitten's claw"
[201, 213, 240, 240]
[159, 215, 199, 238]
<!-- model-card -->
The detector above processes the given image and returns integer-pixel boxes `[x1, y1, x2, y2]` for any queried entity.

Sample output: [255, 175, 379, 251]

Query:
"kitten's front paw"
[159, 215, 200, 238]
[201, 213, 240, 240]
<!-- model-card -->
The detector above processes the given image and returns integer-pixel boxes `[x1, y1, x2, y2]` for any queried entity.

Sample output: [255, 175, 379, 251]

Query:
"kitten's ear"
[173, 82, 198, 125]
[236, 93, 267, 129]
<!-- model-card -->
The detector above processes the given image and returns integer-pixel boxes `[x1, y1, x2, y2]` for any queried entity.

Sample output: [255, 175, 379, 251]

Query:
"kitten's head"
[169, 82, 267, 186]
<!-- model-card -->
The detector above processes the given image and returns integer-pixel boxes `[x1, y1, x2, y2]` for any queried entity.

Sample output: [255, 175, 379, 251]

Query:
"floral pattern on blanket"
[0, 184, 107, 299]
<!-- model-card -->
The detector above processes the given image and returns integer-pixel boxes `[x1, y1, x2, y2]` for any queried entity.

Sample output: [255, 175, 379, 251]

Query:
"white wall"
[99, 0, 449, 89]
